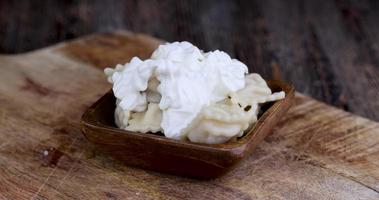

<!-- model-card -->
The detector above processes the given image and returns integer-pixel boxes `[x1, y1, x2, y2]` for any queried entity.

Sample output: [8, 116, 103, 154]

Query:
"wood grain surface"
[1, 0, 379, 122]
[0, 31, 378, 200]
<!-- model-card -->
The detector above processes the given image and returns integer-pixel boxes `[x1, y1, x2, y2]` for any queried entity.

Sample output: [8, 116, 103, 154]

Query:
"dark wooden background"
[1, 0, 378, 121]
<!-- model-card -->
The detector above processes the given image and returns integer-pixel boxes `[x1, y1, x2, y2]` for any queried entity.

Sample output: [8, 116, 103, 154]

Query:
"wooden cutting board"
[0, 31, 378, 200]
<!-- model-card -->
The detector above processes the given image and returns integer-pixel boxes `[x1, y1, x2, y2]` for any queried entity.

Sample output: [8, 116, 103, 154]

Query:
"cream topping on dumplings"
[105, 41, 248, 140]
[106, 42, 285, 144]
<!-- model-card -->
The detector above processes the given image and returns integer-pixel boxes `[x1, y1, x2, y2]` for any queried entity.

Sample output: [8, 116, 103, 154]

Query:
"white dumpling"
[112, 76, 162, 130]
[186, 100, 258, 144]
[230, 73, 285, 106]
[187, 121, 243, 144]
[185, 73, 286, 144]
[114, 99, 130, 129]
[126, 103, 162, 133]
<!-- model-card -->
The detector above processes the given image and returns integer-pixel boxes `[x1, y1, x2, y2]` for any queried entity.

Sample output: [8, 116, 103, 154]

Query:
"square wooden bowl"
[80, 80, 294, 179]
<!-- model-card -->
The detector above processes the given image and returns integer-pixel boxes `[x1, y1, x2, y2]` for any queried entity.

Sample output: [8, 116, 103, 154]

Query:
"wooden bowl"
[80, 80, 294, 179]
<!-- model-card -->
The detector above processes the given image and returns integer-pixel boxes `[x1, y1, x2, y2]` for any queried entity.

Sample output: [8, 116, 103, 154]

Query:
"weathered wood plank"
[0, 32, 378, 199]
[304, 0, 379, 120]
[1, 1, 379, 121]
[256, 0, 346, 108]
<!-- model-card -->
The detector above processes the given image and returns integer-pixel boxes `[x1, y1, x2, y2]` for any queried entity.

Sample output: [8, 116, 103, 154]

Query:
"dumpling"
[114, 99, 130, 129]
[230, 73, 285, 106]
[113, 76, 161, 130]
[185, 73, 284, 144]
[186, 100, 258, 144]
[126, 103, 162, 133]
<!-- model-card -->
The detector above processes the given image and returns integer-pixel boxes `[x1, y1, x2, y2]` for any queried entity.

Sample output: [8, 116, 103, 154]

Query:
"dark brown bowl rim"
[81, 80, 294, 152]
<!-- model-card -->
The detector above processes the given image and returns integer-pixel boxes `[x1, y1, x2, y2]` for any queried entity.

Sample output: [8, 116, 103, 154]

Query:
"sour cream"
[105, 41, 248, 139]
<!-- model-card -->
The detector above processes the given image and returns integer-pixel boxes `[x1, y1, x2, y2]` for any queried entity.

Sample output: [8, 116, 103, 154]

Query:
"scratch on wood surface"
[20, 76, 70, 97]
[30, 129, 81, 199]
[56, 151, 84, 189]
[21, 77, 51, 96]
[323, 124, 377, 155]
[0, 141, 9, 151]
[307, 155, 379, 194]
[0, 193, 7, 199]
[323, 124, 367, 147]
[300, 130, 317, 150]
[30, 166, 59, 200]
[249, 145, 282, 165]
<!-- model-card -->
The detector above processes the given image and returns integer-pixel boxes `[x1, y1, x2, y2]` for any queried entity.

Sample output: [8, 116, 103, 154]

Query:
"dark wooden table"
[1, 0, 378, 121]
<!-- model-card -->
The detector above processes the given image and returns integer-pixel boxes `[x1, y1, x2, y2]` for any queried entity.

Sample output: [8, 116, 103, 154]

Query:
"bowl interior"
[82, 80, 294, 149]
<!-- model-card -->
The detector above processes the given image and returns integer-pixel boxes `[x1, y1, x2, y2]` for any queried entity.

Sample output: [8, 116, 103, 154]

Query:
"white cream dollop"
[105, 41, 248, 140]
